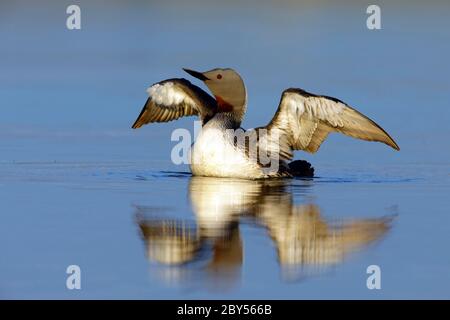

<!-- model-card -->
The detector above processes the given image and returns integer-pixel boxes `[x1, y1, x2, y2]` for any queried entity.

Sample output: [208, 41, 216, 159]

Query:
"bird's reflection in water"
[137, 177, 392, 288]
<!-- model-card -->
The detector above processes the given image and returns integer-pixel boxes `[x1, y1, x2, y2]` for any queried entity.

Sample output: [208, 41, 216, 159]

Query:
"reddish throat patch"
[215, 96, 234, 112]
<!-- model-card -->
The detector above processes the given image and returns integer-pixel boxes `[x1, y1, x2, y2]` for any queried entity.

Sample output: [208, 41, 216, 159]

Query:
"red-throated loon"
[131, 68, 399, 179]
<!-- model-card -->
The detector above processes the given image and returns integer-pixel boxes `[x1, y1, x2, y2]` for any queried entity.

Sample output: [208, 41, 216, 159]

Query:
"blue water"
[1, 0, 449, 299]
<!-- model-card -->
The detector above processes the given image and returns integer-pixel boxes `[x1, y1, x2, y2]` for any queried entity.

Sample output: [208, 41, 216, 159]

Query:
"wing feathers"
[262, 88, 399, 160]
[132, 79, 217, 129]
[332, 106, 400, 150]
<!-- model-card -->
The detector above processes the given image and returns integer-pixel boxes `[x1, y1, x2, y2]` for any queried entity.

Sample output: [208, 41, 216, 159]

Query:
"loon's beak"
[183, 68, 210, 81]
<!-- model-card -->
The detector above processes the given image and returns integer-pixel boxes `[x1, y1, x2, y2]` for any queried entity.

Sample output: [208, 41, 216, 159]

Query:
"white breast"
[190, 118, 264, 179]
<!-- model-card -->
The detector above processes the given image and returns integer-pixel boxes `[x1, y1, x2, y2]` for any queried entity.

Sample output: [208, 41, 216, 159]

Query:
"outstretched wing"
[260, 88, 399, 160]
[132, 78, 217, 129]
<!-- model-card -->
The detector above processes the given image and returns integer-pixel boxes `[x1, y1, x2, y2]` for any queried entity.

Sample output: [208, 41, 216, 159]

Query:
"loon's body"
[190, 114, 258, 178]
[190, 113, 290, 179]
[132, 68, 399, 179]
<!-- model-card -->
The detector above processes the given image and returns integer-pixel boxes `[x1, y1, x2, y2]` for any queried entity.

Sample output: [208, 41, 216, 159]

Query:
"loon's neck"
[204, 112, 241, 129]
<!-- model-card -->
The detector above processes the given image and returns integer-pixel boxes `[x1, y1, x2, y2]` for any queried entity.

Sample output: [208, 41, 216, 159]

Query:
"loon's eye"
[217, 74, 222, 79]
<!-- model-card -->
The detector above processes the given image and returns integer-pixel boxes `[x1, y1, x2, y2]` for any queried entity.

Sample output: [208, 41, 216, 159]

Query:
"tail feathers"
[288, 160, 314, 178]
